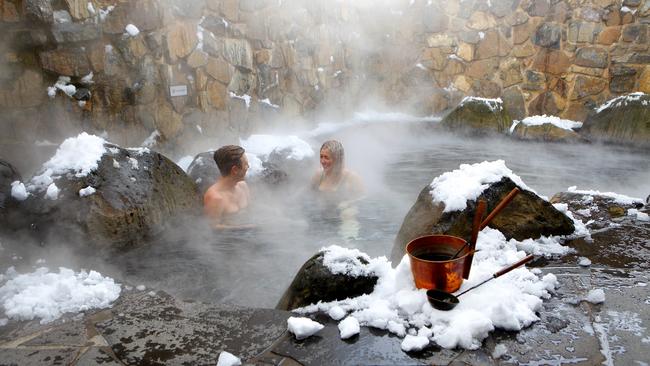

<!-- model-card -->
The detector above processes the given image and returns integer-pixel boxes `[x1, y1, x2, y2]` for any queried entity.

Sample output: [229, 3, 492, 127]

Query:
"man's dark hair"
[213, 145, 245, 176]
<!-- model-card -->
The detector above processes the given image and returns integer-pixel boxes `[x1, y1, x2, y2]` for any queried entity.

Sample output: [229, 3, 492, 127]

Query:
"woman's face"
[320, 148, 334, 173]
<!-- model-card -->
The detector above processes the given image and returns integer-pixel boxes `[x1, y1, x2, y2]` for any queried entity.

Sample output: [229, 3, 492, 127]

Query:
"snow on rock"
[492, 344, 508, 359]
[321, 245, 390, 278]
[29, 133, 106, 193]
[567, 186, 644, 205]
[141, 130, 160, 148]
[578, 257, 592, 267]
[627, 208, 650, 222]
[125, 24, 140, 36]
[338, 316, 360, 339]
[229, 92, 251, 108]
[216, 351, 241, 366]
[585, 289, 605, 304]
[429, 160, 533, 212]
[240, 134, 314, 161]
[79, 186, 96, 197]
[0, 267, 121, 324]
[297, 226, 562, 351]
[401, 335, 429, 352]
[10, 181, 28, 201]
[552, 202, 590, 239]
[328, 305, 347, 321]
[509, 115, 583, 133]
[595, 92, 646, 114]
[459, 96, 503, 112]
[287, 316, 324, 340]
[45, 183, 60, 200]
[81, 72, 94, 85]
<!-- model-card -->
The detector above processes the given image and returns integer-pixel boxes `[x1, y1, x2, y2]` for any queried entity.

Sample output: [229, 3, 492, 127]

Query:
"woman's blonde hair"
[321, 140, 344, 177]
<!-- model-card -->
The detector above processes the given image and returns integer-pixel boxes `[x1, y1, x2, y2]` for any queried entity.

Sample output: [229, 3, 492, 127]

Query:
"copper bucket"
[406, 235, 472, 292]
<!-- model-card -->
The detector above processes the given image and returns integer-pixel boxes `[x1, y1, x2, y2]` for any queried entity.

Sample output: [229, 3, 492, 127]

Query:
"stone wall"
[1, 0, 649, 171]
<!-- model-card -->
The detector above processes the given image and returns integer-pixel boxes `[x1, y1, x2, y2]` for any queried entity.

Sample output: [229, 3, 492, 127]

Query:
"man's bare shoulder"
[204, 184, 225, 202]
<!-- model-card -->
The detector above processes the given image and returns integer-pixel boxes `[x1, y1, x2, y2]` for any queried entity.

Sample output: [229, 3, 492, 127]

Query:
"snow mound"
[429, 160, 534, 212]
[585, 289, 605, 304]
[338, 316, 360, 339]
[287, 316, 324, 340]
[0, 267, 121, 324]
[567, 186, 643, 205]
[216, 351, 241, 366]
[321, 245, 390, 278]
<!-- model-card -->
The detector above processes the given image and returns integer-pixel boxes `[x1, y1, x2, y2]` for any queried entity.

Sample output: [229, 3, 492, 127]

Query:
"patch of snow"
[259, 98, 279, 108]
[297, 226, 559, 350]
[127, 147, 150, 156]
[578, 257, 592, 267]
[0, 267, 121, 324]
[516, 115, 583, 131]
[567, 186, 643, 205]
[479, 31, 485, 39]
[321, 245, 387, 278]
[196, 125, 203, 134]
[216, 351, 241, 366]
[401, 335, 429, 352]
[53, 10, 72, 23]
[141, 130, 160, 148]
[328, 305, 347, 321]
[627, 209, 650, 222]
[79, 186, 96, 197]
[415, 63, 427, 70]
[240, 134, 314, 161]
[112, 159, 120, 168]
[47, 86, 56, 98]
[87, 2, 96, 15]
[81, 72, 94, 85]
[229, 92, 251, 109]
[10, 181, 28, 201]
[596, 92, 646, 113]
[429, 160, 534, 213]
[128, 157, 139, 170]
[585, 289, 605, 304]
[493, 343, 508, 358]
[339, 316, 360, 339]
[136, 285, 146, 291]
[98, 6, 114, 22]
[459, 96, 503, 112]
[553, 203, 591, 240]
[287, 316, 324, 340]
[45, 183, 59, 200]
[125, 24, 140, 37]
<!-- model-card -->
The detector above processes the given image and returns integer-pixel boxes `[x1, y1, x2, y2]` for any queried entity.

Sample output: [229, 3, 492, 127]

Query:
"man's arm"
[204, 190, 226, 228]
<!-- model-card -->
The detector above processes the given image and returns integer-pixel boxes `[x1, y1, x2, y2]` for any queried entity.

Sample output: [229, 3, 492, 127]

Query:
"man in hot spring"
[203, 145, 253, 230]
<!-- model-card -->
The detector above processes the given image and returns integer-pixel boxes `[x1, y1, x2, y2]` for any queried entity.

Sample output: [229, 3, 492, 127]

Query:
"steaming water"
[3, 120, 649, 309]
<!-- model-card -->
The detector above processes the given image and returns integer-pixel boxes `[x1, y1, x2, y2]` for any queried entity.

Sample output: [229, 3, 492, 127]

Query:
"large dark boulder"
[581, 92, 650, 147]
[187, 151, 219, 198]
[277, 251, 379, 311]
[16, 144, 200, 250]
[439, 97, 512, 135]
[391, 177, 575, 263]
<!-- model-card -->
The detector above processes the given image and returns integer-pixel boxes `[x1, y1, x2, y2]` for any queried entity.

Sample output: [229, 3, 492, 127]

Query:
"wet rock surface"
[391, 177, 575, 263]
[511, 123, 588, 143]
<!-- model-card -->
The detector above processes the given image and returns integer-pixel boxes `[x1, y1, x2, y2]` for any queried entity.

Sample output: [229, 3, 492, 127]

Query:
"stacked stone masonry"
[0, 0, 649, 156]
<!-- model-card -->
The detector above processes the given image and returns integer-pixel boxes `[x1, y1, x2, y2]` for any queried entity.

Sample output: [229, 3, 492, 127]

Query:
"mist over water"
[2, 117, 648, 309]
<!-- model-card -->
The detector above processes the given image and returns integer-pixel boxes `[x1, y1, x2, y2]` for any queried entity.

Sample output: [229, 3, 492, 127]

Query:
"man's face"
[232, 154, 249, 181]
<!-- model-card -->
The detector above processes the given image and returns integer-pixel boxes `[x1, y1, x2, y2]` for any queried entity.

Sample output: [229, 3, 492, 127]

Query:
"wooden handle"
[480, 187, 520, 230]
[469, 200, 486, 251]
[494, 254, 534, 278]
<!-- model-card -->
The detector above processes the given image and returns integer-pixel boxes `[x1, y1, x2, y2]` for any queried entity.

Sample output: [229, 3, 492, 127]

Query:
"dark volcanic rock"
[187, 151, 218, 198]
[581, 93, 650, 147]
[16, 143, 200, 250]
[440, 97, 512, 135]
[391, 177, 575, 263]
[277, 251, 378, 311]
